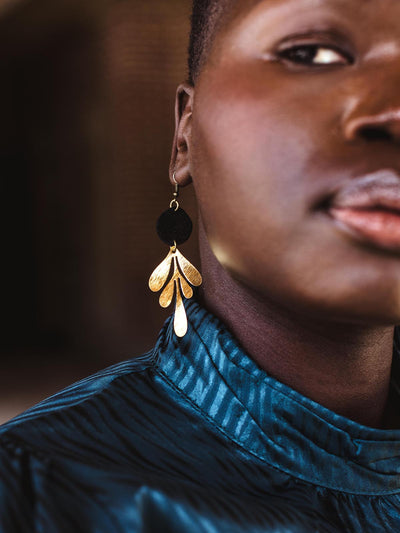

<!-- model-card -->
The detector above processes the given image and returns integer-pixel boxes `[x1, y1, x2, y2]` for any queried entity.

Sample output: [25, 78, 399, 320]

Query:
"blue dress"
[1, 299, 400, 532]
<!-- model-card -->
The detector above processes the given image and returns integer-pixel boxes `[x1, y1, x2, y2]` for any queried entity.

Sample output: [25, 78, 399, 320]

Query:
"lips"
[326, 170, 400, 252]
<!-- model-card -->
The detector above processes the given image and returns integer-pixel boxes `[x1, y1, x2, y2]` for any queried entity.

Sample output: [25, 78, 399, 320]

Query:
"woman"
[1, 0, 400, 531]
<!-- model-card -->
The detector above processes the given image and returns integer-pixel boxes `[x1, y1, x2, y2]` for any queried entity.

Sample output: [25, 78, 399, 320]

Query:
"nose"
[343, 71, 400, 144]
[344, 109, 400, 143]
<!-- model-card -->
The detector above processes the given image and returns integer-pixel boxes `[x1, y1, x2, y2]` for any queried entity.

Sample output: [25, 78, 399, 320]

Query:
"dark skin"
[171, 0, 400, 429]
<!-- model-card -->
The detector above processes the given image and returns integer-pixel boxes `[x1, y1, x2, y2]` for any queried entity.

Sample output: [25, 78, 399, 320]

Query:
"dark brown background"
[0, 0, 198, 422]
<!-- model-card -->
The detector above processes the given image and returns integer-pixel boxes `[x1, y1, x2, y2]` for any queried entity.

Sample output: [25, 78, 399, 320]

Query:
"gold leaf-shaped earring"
[149, 174, 202, 337]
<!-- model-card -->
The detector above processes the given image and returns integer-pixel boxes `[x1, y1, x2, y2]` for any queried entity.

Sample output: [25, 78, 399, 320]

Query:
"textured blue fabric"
[1, 299, 400, 532]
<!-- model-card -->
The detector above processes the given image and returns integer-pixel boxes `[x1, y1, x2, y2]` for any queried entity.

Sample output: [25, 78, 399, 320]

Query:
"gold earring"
[149, 174, 202, 337]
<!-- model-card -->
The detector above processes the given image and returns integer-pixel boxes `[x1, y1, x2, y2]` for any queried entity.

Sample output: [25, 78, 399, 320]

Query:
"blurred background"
[0, 0, 198, 422]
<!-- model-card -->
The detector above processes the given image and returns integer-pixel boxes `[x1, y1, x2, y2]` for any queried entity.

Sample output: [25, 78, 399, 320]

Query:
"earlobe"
[170, 83, 195, 187]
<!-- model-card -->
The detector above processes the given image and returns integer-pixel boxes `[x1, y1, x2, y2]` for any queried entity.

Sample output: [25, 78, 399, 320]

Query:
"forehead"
[226, 0, 395, 21]
[231, 0, 387, 10]
[218, 0, 399, 40]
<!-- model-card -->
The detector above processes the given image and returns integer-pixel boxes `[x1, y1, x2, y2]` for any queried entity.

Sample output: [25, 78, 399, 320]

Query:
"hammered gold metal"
[159, 276, 176, 308]
[174, 284, 188, 337]
[179, 276, 193, 300]
[149, 250, 174, 292]
[149, 246, 202, 337]
[176, 249, 202, 287]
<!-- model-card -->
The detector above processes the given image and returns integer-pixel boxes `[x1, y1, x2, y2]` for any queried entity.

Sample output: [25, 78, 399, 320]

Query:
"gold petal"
[179, 276, 193, 300]
[174, 285, 188, 337]
[176, 249, 202, 287]
[159, 277, 176, 308]
[149, 250, 173, 292]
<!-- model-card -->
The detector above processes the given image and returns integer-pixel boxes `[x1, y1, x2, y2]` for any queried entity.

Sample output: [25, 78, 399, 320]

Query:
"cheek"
[191, 76, 316, 272]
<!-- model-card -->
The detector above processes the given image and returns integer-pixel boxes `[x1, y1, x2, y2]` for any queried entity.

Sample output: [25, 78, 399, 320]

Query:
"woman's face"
[188, 0, 400, 325]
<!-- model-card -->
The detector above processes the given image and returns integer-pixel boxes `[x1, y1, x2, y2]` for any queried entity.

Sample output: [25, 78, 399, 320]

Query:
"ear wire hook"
[170, 172, 179, 211]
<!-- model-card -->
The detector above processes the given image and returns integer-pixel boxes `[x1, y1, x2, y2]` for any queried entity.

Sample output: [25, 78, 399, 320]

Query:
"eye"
[278, 44, 351, 66]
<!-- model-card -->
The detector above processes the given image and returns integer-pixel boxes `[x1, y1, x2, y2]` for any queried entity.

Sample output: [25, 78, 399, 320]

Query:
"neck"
[197, 226, 396, 429]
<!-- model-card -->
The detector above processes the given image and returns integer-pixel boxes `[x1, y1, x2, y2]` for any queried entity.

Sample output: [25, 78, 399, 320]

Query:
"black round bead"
[156, 207, 193, 246]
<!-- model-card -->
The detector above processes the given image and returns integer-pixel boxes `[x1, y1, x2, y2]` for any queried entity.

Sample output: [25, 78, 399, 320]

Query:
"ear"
[169, 83, 194, 187]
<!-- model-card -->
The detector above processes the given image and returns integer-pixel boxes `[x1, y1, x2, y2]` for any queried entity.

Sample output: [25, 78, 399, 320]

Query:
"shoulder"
[0, 351, 161, 530]
[1, 350, 155, 429]
[0, 349, 165, 459]
[0, 320, 214, 472]
[0, 307, 213, 471]
[0, 336, 216, 532]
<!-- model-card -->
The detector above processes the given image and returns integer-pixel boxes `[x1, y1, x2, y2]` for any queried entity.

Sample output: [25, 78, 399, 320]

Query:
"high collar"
[155, 299, 400, 495]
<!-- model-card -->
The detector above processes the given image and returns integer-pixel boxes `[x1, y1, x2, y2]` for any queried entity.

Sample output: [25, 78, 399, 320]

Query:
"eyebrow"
[238, 0, 376, 24]
[235, 0, 343, 25]
[249, 0, 370, 8]
[242, 0, 341, 17]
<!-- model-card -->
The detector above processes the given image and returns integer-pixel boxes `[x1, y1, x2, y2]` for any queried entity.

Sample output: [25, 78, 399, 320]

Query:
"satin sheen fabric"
[1, 300, 400, 532]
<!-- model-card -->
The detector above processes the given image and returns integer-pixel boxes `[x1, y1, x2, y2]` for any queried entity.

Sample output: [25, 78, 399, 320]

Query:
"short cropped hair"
[188, 0, 231, 84]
